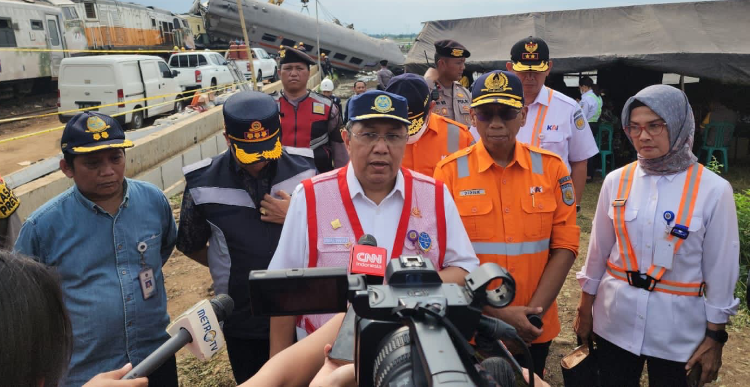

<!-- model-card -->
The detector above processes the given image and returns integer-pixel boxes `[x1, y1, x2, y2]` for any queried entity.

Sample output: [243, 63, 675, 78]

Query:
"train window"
[62, 7, 79, 20]
[281, 38, 296, 47]
[300, 43, 313, 52]
[0, 19, 16, 48]
[84, 2, 97, 19]
[151, 18, 156, 27]
[47, 20, 60, 46]
[333, 53, 347, 60]
[30, 20, 44, 31]
[262, 33, 277, 42]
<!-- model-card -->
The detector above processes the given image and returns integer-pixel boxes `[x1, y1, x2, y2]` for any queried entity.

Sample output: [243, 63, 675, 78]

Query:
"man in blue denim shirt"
[14, 112, 178, 386]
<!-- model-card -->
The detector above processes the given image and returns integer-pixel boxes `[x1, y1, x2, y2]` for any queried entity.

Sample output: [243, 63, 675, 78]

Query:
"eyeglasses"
[475, 106, 521, 122]
[624, 122, 667, 137]
[349, 131, 408, 145]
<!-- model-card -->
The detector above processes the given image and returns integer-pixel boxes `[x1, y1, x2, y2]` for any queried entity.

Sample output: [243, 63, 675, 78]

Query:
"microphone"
[123, 294, 234, 379]
[480, 357, 517, 387]
[348, 234, 387, 285]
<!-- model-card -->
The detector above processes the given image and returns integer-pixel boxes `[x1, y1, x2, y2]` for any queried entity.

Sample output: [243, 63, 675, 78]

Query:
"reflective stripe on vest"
[472, 238, 550, 256]
[530, 87, 555, 147]
[190, 187, 255, 208]
[447, 122, 460, 154]
[530, 151, 544, 175]
[609, 162, 706, 296]
[457, 154, 470, 178]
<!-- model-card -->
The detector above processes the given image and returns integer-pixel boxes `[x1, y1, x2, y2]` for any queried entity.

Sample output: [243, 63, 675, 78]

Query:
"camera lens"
[372, 326, 413, 387]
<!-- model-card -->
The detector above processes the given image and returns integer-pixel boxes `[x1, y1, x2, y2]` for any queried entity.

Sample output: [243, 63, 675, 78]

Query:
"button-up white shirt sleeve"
[576, 174, 616, 294]
[567, 107, 599, 163]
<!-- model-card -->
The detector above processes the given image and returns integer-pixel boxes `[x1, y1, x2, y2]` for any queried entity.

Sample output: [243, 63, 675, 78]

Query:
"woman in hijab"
[573, 85, 739, 387]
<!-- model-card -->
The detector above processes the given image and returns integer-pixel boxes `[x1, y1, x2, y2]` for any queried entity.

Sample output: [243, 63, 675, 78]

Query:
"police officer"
[431, 39, 473, 128]
[376, 59, 394, 90]
[0, 175, 21, 250]
[506, 36, 598, 210]
[272, 46, 347, 173]
[385, 73, 473, 176]
[176, 91, 317, 383]
[435, 71, 580, 378]
[267, 90, 479, 356]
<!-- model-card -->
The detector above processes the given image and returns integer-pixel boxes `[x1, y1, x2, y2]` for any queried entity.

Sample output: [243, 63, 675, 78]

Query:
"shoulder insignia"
[182, 158, 212, 175]
[573, 109, 586, 130]
[558, 175, 572, 184]
[0, 179, 20, 218]
[561, 182, 575, 206]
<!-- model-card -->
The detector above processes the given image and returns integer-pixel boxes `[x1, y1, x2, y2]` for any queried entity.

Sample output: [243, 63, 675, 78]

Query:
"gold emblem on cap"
[279, 49, 286, 58]
[525, 42, 538, 53]
[242, 121, 272, 141]
[451, 48, 464, 57]
[482, 72, 510, 93]
[372, 95, 395, 113]
[85, 116, 110, 141]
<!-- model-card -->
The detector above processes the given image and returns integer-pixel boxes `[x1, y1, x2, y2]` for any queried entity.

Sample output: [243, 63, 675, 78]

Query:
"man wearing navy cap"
[177, 91, 316, 383]
[506, 36, 598, 211]
[14, 112, 179, 386]
[385, 72, 473, 176]
[435, 71, 579, 378]
[267, 90, 479, 355]
[431, 39, 473, 127]
[272, 45, 347, 173]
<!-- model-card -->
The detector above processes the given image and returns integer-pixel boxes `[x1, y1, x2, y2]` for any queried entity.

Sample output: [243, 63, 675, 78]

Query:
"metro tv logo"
[197, 308, 219, 352]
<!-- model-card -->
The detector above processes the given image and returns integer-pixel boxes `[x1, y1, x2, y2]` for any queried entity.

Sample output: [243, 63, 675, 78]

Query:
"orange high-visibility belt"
[530, 87, 554, 147]
[606, 162, 706, 297]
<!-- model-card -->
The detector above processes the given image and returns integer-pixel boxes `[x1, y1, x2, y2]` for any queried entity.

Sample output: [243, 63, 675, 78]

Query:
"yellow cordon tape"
[0, 83, 244, 145]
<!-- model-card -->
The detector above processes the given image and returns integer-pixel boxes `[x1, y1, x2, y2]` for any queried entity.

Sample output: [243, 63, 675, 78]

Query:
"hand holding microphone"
[123, 294, 234, 380]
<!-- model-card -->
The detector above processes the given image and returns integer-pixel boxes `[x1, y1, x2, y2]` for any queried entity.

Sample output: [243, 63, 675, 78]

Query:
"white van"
[58, 55, 184, 129]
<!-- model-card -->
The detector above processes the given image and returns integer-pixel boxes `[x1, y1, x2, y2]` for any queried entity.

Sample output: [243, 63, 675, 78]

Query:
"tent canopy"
[406, 0, 750, 85]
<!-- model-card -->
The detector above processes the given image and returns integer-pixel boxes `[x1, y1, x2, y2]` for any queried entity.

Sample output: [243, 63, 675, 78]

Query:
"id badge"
[139, 267, 156, 300]
[653, 239, 675, 269]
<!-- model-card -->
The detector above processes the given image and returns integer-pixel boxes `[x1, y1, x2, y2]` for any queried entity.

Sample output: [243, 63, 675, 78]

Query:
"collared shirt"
[14, 179, 177, 386]
[517, 87, 599, 172]
[432, 81, 472, 128]
[403, 114, 473, 177]
[577, 165, 739, 362]
[579, 90, 600, 122]
[268, 163, 479, 272]
[435, 140, 579, 343]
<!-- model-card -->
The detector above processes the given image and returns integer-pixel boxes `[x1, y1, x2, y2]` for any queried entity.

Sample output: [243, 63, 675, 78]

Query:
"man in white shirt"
[506, 36, 599, 210]
[266, 90, 479, 356]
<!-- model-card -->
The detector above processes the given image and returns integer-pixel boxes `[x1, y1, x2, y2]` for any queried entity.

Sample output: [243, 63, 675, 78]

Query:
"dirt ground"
[162, 174, 750, 387]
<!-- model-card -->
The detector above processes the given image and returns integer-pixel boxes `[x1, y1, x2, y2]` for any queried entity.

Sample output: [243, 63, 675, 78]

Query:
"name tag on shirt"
[313, 102, 326, 115]
[323, 237, 350, 245]
[459, 189, 485, 196]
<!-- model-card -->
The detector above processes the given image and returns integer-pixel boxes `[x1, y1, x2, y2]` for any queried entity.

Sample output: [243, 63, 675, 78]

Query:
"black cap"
[510, 36, 550, 72]
[278, 45, 315, 66]
[348, 90, 410, 125]
[385, 73, 431, 136]
[223, 91, 282, 165]
[379, 59, 388, 66]
[434, 39, 470, 58]
[470, 70, 524, 109]
[61, 112, 133, 154]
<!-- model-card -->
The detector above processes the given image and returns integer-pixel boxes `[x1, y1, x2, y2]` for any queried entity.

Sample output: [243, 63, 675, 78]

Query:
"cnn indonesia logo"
[356, 252, 383, 268]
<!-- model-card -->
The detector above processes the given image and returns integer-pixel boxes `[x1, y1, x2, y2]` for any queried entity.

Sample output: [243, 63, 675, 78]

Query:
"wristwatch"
[576, 205, 581, 213]
[705, 328, 728, 344]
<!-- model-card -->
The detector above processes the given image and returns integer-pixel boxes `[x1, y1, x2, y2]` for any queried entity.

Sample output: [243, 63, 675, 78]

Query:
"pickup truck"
[225, 46, 278, 83]
[167, 51, 235, 92]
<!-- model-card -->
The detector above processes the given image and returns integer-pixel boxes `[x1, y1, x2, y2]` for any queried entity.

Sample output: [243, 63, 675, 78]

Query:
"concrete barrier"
[13, 69, 322, 220]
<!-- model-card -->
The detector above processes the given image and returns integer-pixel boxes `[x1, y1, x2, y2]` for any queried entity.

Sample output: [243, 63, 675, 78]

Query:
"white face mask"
[406, 114, 429, 144]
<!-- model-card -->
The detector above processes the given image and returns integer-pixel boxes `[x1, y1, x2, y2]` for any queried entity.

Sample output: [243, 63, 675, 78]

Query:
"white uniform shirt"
[577, 164, 740, 362]
[517, 87, 599, 172]
[268, 163, 479, 272]
[579, 90, 599, 122]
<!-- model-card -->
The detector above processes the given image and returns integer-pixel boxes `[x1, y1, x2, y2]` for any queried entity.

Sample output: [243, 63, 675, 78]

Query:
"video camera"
[249, 254, 528, 386]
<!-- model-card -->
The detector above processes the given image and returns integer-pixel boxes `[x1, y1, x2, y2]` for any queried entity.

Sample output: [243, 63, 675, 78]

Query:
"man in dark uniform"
[176, 91, 317, 383]
[376, 59, 394, 90]
[272, 46, 347, 173]
[0, 175, 21, 250]
[431, 39, 472, 127]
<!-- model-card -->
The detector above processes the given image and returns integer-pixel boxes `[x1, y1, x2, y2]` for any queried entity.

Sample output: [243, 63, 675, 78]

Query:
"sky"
[132, 0, 718, 34]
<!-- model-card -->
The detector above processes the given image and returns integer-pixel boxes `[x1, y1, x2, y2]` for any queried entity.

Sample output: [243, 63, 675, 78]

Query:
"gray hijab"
[621, 85, 698, 175]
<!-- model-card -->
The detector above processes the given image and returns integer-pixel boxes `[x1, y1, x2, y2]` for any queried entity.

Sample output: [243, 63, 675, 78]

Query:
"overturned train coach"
[0, 0, 193, 99]
[204, 0, 404, 72]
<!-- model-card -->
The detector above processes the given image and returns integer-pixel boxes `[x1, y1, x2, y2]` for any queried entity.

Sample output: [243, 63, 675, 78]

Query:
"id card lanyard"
[137, 241, 156, 300]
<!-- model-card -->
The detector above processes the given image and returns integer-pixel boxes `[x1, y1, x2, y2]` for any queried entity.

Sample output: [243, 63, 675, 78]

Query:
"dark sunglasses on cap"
[474, 106, 521, 122]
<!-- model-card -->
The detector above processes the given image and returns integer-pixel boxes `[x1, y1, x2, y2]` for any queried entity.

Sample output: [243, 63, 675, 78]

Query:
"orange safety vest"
[403, 114, 474, 176]
[606, 162, 707, 296]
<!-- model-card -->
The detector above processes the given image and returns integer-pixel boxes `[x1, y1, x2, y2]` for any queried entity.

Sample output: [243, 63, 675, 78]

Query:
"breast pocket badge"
[313, 102, 326, 115]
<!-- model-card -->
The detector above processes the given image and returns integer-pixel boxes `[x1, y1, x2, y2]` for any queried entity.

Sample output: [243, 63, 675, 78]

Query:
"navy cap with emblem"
[470, 70, 524, 109]
[347, 90, 410, 125]
[385, 73, 431, 136]
[510, 36, 550, 72]
[278, 45, 316, 66]
[61, 111, 134, 154]
[434, 39, 471, 58]
[223, 91, 283, 165]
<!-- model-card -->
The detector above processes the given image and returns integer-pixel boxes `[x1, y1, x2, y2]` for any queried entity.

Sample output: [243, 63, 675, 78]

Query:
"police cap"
[60, 112, 133, 154]
[385, 73, 431, 136]
[278, 45, 315, 66]
[223, 91, 282, 165]
[434, 39, 471, 59]
[510, 36, 550, 72]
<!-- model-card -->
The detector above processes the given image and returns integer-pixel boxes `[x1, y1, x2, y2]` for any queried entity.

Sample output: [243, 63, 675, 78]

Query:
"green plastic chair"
[597, 122, 615, 177]
[700, 122, 735, 173]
